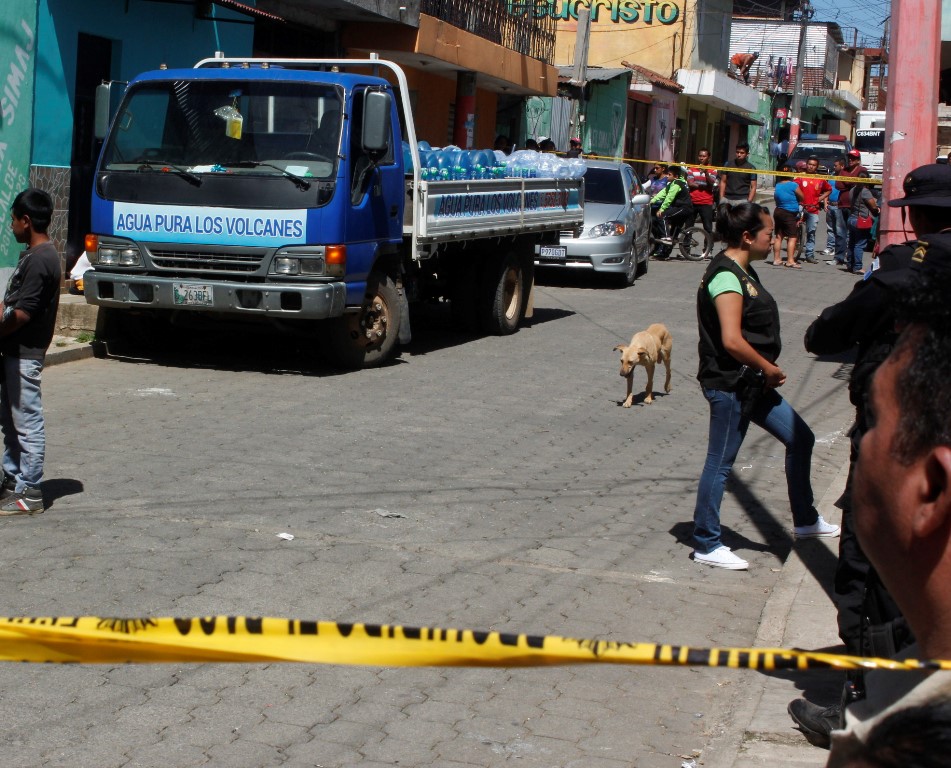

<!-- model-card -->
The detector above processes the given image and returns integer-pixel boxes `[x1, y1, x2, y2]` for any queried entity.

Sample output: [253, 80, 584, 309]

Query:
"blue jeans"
[847, 215, 869, 272]
[826, 205, 843, 259]
[0, 356, 46, 492]
[693, 387, 819, 554]
[802, 211, 819, 260]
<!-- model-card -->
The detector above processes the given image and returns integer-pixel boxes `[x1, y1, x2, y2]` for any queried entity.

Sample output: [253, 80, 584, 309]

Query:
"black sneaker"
[0, 487, 44, 516]
[787, 698, 841, 749]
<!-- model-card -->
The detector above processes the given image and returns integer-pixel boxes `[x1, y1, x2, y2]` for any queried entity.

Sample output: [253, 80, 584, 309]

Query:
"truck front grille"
[149, 249, 264, 274]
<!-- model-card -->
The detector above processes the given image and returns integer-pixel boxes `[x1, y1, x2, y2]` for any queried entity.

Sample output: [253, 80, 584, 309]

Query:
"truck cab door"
[346, 87, 403, 267]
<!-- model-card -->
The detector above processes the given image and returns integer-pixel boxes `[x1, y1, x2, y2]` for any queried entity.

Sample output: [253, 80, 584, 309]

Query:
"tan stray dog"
[613, 323, 673, 406]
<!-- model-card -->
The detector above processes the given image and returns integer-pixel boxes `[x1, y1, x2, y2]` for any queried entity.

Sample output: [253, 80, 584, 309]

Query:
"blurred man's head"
[887, 163, 951, 236]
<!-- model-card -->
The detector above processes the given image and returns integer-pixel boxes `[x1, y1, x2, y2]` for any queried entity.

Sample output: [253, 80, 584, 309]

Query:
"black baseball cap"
[888, 164, 951, 208]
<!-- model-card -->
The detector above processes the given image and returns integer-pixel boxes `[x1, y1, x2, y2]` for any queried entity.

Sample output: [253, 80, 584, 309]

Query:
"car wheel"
[635, 246, 649, 276]
[614, 243, 638, 287]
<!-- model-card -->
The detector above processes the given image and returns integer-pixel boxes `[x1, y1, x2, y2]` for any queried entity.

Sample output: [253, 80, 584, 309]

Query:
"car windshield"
[584, 168, 627, 205]
[101, 79, 342, 180]
[788, 145, 847, 164]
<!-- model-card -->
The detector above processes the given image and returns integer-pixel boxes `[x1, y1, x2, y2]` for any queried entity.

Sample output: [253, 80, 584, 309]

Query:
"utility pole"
[786, 1, 813, 158]
[878, 0, 940, 247]
[878, 0, 941, 248]
[570, 7, 590, 144]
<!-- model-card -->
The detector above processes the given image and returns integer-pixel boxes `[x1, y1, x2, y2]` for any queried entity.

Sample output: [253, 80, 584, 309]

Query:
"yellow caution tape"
[0, 616, 946, 671]
[571, 152, 881, 185]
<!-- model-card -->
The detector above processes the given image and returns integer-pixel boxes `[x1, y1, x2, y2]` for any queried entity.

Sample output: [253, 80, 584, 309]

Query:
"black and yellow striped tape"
[571, 153, 881, 185]
[0, 616, 944, 671]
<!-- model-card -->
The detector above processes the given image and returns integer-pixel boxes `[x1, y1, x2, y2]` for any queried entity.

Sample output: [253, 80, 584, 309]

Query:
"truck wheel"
[322, 272, 401, 369]
[93, 308, 170, 357]
[479, 250, 526, 335]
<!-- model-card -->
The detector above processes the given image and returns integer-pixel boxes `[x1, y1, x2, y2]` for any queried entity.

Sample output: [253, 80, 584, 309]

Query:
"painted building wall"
[584, 74, 631, 158]
[34, 0, 254, 168]
[648, 89, 677, 162]
[691, 0, 732, 70]
[549, 0, 690, 76]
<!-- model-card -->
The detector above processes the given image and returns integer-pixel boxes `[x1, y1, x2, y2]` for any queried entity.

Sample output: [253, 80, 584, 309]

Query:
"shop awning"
[725, 111, 764, 126]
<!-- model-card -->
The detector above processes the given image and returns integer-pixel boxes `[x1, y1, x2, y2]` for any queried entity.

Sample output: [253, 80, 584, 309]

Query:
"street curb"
[707, 457, 850, 768]
[46, 342, 94, 367]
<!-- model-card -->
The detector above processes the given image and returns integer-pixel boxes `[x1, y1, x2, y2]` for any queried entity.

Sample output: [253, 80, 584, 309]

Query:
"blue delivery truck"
[84, 55, 584, 368]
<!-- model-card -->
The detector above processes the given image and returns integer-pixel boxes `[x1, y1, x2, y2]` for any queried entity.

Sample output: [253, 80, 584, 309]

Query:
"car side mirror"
[632, 193, 651, 206]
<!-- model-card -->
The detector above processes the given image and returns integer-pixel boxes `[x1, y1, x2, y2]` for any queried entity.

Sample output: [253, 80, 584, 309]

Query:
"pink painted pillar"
[878, 0, 940, 247]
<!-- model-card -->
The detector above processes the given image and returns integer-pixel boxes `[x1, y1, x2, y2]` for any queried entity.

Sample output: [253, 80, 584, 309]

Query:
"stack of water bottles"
[404, 141, 586, 181]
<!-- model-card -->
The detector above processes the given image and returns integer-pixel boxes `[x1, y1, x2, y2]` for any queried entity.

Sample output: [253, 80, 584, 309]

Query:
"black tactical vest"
[696, 252, 781, 390]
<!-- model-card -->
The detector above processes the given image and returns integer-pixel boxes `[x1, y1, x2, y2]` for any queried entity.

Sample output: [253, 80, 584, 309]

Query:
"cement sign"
[508, 1, 681, 24]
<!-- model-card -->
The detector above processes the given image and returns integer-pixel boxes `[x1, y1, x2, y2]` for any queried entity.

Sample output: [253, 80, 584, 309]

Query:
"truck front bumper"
[84, 272, 348, 320]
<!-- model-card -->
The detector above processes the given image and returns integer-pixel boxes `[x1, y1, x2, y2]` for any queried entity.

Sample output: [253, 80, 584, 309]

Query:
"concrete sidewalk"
[46, 293, 97, 367]
[710, 459, 850, 768]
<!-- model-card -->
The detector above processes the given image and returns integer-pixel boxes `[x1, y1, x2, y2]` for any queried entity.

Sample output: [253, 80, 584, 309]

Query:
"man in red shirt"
[730, 51, 759, 84]
[795, 156, 832, 263]
[686, 147, 718, 238]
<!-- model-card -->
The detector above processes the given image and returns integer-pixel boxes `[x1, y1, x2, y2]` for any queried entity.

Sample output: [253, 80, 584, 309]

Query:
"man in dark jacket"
[0, 188, 61, 515]
[789, 163, 951, 747]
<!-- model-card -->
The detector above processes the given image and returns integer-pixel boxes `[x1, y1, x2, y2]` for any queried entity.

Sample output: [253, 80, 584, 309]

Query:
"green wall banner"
[0, 0, 37, 269]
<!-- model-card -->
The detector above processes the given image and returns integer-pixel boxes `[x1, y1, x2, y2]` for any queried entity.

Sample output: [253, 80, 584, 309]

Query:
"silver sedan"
[535, 160, 651, 286]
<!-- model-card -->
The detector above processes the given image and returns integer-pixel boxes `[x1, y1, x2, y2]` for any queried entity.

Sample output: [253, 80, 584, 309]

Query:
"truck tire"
[93, 307, 170, 358]
[322, 271, 401, 369]
[479, 249, 526, 335]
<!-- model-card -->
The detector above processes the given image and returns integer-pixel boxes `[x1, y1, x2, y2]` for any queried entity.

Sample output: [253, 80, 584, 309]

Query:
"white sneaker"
[693, 545, 749, 570]
[794, 516, 841, 539]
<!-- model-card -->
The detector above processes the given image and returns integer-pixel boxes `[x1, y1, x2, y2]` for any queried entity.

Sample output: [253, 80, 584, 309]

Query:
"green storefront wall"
[0, 0, 38, 270]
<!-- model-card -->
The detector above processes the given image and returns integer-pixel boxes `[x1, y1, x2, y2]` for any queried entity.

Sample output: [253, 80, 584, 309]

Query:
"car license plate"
[173, 283, 214, 307]
[539, 246, 567, 260]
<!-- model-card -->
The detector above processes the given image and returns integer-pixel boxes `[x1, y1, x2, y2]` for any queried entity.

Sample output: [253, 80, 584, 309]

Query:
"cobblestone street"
[0, 255, 860, 767]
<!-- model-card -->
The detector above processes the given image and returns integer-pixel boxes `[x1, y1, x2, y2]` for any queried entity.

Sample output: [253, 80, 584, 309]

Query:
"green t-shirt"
[708, 269, 743, 299]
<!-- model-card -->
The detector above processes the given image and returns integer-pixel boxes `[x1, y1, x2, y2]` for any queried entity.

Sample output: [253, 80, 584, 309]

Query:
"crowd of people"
[640, 144, 884, 277]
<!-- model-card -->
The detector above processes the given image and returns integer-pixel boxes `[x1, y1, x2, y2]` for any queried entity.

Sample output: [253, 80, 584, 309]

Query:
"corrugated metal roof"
[731, 20, 837, 92]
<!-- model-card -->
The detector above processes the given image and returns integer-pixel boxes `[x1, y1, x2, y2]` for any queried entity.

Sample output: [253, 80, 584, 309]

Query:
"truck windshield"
[854, 130, 885, 153]
[101, 79, 342, 182]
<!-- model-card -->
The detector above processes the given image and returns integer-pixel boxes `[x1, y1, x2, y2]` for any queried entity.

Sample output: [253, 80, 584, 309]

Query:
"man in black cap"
[826, 232, 951, 764]
[788, 163, 951, 747]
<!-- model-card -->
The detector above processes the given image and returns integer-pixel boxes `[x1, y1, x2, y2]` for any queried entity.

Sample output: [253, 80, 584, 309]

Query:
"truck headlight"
[95, 244, 141, 266]
[98, 248, 119, 265]
[273, 257, 300, 275]
[119, 248, 140, 266]
[271, 250, 328, 276]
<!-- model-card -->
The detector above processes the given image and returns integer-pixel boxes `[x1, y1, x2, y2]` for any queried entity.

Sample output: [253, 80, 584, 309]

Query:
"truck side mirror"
[362, 89, 391, 154]
[94, 83, 113, 140]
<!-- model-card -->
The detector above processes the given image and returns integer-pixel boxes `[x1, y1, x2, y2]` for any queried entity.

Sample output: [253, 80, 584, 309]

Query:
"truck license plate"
[173, 283, 214, 307]
[539, 246, 567, 260]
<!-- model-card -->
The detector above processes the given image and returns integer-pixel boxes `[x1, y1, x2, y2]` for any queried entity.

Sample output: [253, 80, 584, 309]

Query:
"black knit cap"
[888, 164, 951, 208]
